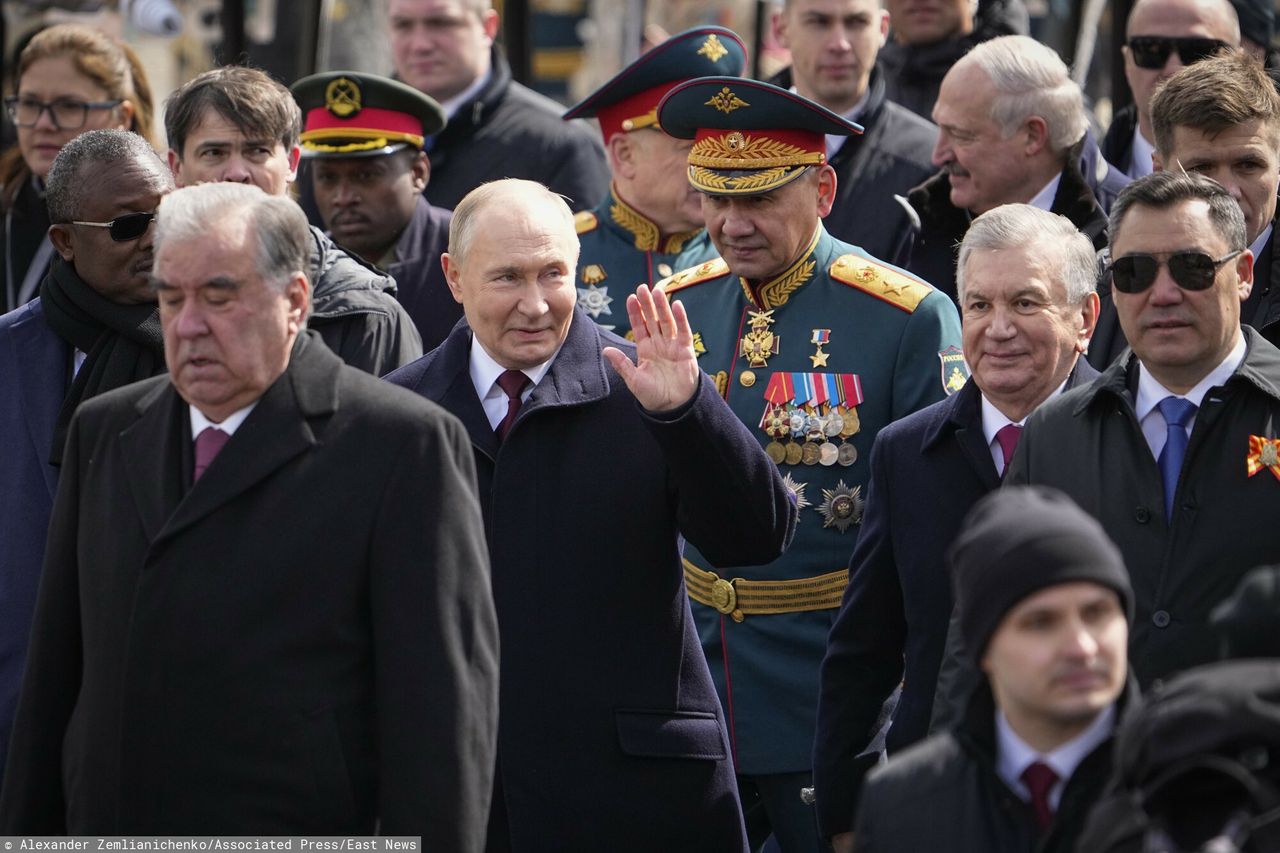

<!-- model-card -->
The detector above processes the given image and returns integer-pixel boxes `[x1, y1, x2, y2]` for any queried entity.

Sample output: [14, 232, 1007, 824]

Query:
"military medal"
[810, 329, 831, 368]
[1247, 426, 1280, 481]
[837, 443, 858, 466]
[801, 442, 821, 466]
[819, 442, 839, 466]
[740, 309, 780, 368]
[785, 441, 804, 466]
[765, 441, 787, 464]
[818, 481, 865, 532]
[782, 473, 811, 516]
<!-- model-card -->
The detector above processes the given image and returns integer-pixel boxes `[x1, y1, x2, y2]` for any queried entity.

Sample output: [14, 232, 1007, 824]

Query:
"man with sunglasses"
[0, 129, 172, 788]
[1007, 170, 1280, 688]
[1102, 0, 1239, 181]
[1092, 51, 1280, 368]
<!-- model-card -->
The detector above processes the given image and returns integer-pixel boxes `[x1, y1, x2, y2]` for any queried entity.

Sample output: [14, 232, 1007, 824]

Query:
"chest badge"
[740, 309, 780, 368]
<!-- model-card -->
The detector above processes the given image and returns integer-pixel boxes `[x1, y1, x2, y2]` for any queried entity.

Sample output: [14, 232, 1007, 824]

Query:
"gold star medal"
[810, 329, 831, 368]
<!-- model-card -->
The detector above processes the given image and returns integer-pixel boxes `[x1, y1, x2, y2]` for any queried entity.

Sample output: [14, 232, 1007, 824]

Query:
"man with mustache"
[855, 486, 1136, 853]
[293, 70, 462, 351]
[905, 35, 1124, 302]
[0, 129, 172, 787]
[1008, 171, 1280, 686]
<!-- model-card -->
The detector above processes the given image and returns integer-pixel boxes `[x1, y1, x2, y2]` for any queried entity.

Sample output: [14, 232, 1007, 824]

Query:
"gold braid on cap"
[689, 133, 825, 169]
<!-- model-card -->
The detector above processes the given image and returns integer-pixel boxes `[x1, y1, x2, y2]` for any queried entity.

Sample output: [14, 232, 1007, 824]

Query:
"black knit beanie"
[950, 485, 1134, 660]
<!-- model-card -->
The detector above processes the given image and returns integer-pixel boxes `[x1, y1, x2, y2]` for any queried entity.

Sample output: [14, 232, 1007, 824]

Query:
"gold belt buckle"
[710, 577, 737, 615]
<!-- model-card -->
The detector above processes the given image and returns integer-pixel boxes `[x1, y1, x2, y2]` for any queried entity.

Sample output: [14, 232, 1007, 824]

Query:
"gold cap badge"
[325, 77, 362, 118]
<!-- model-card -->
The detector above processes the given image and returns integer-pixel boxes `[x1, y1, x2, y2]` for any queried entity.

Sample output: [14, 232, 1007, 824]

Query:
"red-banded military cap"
[291, 71, 445, 158]
[656, 77, 864, 196]
[563, 27, 747, 142]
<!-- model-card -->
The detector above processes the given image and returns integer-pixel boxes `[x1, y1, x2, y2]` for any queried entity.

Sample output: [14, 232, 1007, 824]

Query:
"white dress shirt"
[468, 337, 556, 431]
[980, 378, 1069, 474]
[995, 704, 1116, 810]
[1027, 172, 1063, 212]
[1135, 332, 1246, 460]
[1130, 127, 1155, 179]
[189, 401, 258, 440]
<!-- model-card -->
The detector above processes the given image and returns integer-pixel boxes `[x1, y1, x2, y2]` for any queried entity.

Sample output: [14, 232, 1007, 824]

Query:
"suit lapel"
[12, 306, 67, 497]
[119, 380, 188, 545]
[151, 333, 336, 546]
[519, 309, 610, 419]
[410, 324, 500, 460]
[946, 381, 1001, 489]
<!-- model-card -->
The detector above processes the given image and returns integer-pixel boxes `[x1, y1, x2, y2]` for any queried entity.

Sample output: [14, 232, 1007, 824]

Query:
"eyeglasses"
[1126, 36, 1229, 69]
[4, 95, 123, 130]
[1109, 249, 1243, 294]
[69, 212, 157, 242]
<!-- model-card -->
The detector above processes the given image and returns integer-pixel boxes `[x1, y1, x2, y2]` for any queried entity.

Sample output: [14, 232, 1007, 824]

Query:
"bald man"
[1102, 0, 1240, 179]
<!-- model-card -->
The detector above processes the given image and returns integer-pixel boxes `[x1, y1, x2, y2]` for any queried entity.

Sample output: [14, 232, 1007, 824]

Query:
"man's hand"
[602, 283, 700, 413]
[831, 832, 855, 853]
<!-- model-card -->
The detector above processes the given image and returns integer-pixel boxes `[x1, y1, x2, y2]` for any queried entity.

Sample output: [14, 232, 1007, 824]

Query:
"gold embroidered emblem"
[610, 199, 659, 251]
[325, 77, 361, 118]
[581, 264, 607, 285]
[692, 332, 707, 357]
[726, 131, 745, 151]
[690, 133, 822, 168]
[698, 33, 730, 63]
[706, 87, 749, 114]
[713, 370, 729, 399]
[740, 309, 780, 368]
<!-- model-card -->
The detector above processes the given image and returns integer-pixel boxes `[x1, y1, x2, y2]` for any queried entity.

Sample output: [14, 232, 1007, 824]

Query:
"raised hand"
[602, 283, 700, 412]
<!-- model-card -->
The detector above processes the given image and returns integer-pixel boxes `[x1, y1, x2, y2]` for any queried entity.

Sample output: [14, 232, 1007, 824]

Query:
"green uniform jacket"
[663, 225, 961, 773]
[575, 187, 717, 337]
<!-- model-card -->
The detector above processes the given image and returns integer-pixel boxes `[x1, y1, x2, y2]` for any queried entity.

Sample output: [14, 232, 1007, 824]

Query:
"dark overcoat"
[1007, 327, 1280, 685]
[0, 333, 499, 843]
[811, 361, 1098, 837]
[385, 196, 461, 352]
[0, 299, 65, 785]
[385, 309, 796, 852]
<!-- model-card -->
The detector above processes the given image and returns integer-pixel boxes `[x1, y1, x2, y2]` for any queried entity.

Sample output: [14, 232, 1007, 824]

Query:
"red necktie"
[495, 369, 530, 441]
[996, 423, 1023, 475]
[194, 426, 229, 481]
[1021, 760, 1059, 831]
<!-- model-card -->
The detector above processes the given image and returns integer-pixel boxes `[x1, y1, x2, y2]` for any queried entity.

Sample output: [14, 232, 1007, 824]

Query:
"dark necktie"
[495, 369, 530, 441]
[1021, 760, 1059, 831]
[995, 423, 1023, 476]
[194, 426, 229, 481]
[1157, 396, 1197, 521]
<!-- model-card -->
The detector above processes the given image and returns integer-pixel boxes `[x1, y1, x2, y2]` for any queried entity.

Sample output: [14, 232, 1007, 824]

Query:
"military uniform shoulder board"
[830, 254, 933, 314]
[574, 210, 599, 235]
[658, 258, 730, 294]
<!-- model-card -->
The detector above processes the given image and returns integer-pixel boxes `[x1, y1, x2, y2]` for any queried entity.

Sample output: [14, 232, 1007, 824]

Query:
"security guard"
[292, 71, 461, 351]
[562, 27, 746, 336]
[655, 77, 962, 853]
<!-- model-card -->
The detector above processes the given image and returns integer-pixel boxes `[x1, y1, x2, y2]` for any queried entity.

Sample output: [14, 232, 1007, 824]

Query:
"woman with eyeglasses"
[0, 24, 156, 312]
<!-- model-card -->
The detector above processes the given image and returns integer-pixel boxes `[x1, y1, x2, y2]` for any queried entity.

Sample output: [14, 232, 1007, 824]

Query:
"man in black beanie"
[853, 486, 1137, 853]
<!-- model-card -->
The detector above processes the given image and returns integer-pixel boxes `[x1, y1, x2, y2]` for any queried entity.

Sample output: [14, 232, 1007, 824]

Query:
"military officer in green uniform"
[655, 77, 962, 853]
[562, 27, 746, 336]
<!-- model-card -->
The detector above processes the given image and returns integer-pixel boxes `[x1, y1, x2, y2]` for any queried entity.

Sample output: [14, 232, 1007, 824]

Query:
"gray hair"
[155, 183, 311, 294]
[448, 179, 576, 265]
[961, 35, 1089, 154]
[1109, 171, 1247, 251]
[46, 129, 171, 223]
[957, 204, 1098, 304]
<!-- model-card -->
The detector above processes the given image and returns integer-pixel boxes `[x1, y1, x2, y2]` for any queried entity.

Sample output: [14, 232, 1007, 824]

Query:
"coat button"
[1134, 506, 1151, 523]
[1153, 610, 1171, 628]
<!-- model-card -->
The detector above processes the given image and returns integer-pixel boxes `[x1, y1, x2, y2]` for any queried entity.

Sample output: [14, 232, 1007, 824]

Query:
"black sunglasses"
[1127, 36, 1229, 69]
[69, 212, 156, 242]
[1109, 249, 1243, 294]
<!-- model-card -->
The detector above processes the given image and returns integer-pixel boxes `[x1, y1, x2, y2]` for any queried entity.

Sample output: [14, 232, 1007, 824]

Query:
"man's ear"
[48, 224, 74, 261]
[1076, 291, 1101, 353]
[286, 145, 302, 182]
[286, 272, 311, 328]
[442, 252, 465, 304]
[481, 8, 500, 41]
[816, 165, 838, 218]
[1023, 116, 1049, 157]
[168, 149, 186, 187]
[412, 151, 430, 191]
[607, 133, 638, 179]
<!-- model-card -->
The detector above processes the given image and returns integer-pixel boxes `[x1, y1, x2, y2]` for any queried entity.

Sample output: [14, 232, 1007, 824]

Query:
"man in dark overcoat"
[1009, 170, 1280, 685]
[385, 178, 797, 853]
[0, 182, 499, 842]
[812, 203, 1100, 852]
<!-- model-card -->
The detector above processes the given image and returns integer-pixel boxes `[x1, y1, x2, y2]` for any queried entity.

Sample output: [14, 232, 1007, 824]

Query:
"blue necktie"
[1157, 396, 1196, 521]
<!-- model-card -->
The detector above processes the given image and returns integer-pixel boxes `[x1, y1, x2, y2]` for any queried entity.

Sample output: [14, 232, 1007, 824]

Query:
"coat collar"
[740, 226, 824, 310]
[604, 185, 701, 254]
[391, 195, 450, 269]
[399, 307, 614, 457]
[1074, 326, 1280, 416]
[119, 331, 340, 546]
[12, 299, 66, 496]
